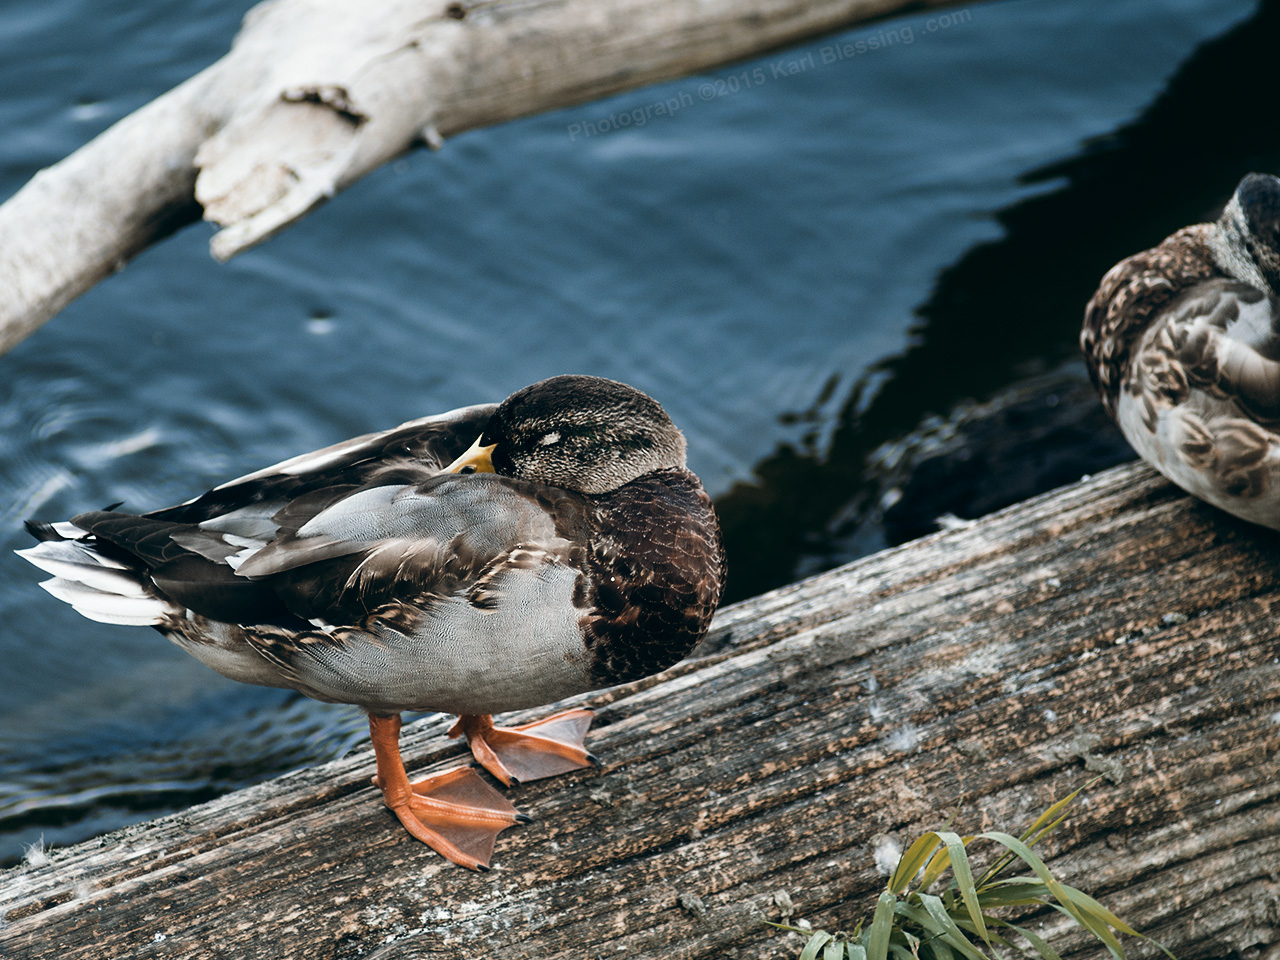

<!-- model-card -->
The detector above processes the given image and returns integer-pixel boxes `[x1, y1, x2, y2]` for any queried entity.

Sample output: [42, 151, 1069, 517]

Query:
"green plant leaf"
[976, 832, 1126, 959]
[774, 784, 1170, 960]
[918, 841, 959, 893]
[1061, 885, 1176, 959]
[935, 832, 988, 945]
[1018, 783, 1092, 847]
[988, 917, 1065, 960]
[909, 895, 990, 960]
[978, 781, 1098, 888]
[919, 895, 1017, 957]
[891, 832, 945, 894]
[975, 882, 1051, 908]
[866, 891, 897, 960]
[1057, 883, 1146, 938]
[801, 931, 835, 960]
[767, 921, 815, 935]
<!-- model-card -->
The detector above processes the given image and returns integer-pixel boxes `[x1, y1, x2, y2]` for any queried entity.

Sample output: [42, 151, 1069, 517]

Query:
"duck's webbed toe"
[450, 709, 597, 786]
[369, 714, 527, 870]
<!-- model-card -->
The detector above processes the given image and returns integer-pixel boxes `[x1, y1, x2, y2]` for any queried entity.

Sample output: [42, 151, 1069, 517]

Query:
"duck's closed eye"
[539, 432, 561, 446]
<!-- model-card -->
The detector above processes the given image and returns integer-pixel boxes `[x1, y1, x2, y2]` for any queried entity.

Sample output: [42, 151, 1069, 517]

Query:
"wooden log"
[2, 460, 1279, 959]
[0, 0, 968, 358]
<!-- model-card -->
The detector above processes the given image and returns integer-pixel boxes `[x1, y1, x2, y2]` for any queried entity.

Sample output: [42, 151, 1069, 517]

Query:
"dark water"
[0, 0, 1269, 865]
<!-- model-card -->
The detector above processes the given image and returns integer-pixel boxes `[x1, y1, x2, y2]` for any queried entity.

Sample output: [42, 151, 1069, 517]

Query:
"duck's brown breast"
[577, 468, 725, 686]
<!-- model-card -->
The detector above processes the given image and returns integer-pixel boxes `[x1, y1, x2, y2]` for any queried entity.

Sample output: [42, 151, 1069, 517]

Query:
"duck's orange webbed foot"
[368, 714, 528, 870]
[449, 709, 597, 786]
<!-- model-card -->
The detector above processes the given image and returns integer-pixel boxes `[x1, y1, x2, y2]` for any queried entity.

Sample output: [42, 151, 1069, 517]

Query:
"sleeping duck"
[1082, 172, 1280, 529]
[18, 375, 726, 870]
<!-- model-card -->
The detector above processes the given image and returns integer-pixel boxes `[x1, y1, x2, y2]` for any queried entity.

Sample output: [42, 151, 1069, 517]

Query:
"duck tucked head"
[447, 375, 688, 495]
[1212, 172, 1280, 295]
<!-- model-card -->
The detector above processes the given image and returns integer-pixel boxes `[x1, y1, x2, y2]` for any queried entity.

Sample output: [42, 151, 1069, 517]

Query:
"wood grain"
[2, 461, 1279, 959]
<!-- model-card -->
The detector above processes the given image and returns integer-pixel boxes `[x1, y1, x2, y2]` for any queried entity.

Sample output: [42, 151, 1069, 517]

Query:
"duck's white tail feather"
[47, 520, 94, 540]
[36, 577, 170, 626]
[15, 539, 174, 627]
[17, 541, 143, 593]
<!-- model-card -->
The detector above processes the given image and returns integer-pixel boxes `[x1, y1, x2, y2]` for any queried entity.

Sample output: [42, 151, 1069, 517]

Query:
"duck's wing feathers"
[149, 402, 497, 527]
[1118, 277, 1280, 519]
[24, 401, 512, 629]
[217, 475, 594, 715]
[234, 474, 580, 620]
[70, 473, 583, 628]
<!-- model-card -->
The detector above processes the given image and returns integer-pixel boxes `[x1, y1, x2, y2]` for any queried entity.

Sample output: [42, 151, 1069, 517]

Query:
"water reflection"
[716, 0, 1279, 601]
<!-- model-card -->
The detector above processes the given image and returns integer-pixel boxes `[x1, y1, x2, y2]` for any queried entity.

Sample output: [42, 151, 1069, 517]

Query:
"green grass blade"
[977, 782, 1096, 888]
[1026, 806, 1075, 847]
[936, 832, 989, 944]
[891, 832, 944, 894]
[976, 832, 1126, 959]
[867, 891, 897, 960]
[766, 921, 814, 935]
[916, 894, 993, 960]
[918, 844, 954, 893]
[1058, 884, 1177, 959]
[847, 945, 867, 960]
[823, 935, 847, 960]
[801, 931, 834, 960]
[895, 917, 956, 960]
[989, 918, 1065, 960]
[1056, 883, 1144, 938]
[1017, 784, 1091, 846]
[975, 882, 1052, 908]
[1071, 910, 1126, 959]
[893, 902, 961, 960]
[982, 928, 1019, 952]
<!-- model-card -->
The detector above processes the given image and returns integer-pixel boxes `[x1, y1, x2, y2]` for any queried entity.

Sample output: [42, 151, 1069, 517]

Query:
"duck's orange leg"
[368, 713, 529, 870]
[449, 709, 597, 786]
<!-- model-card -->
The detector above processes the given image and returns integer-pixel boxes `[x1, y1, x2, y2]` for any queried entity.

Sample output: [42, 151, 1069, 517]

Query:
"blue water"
[0, 0, 1265, 863]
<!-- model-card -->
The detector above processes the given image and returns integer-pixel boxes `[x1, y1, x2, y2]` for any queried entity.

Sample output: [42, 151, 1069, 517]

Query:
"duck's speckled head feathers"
[1211, 172, 1280, 296]
[482, 375, 688, 495]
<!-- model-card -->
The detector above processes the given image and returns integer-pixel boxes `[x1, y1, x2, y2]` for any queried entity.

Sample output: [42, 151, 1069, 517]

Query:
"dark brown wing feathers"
[1081, 224, 1221, 416]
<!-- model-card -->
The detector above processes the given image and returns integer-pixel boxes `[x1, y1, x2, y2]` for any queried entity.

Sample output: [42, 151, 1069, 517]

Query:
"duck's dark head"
[445, 375, 688, 494]
[1214, 172, 1280, 295]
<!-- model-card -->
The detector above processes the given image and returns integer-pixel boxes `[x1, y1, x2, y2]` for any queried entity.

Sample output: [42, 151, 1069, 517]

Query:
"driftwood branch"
[2, 461, 1279, 958]
[0, 0, 966, 356]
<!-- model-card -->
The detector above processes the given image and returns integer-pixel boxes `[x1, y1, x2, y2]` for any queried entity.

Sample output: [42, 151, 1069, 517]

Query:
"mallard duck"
[1082, 172, 1280, 529]
[18, 375, 726, 870]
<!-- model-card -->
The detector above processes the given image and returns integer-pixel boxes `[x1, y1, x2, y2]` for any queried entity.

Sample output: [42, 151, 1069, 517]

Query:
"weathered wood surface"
[0, 0, 969, 357]
[2, 460, 1279, 959]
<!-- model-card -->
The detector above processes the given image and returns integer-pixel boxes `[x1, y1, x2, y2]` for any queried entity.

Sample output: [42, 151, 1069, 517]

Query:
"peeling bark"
[0, 0, 967, 356]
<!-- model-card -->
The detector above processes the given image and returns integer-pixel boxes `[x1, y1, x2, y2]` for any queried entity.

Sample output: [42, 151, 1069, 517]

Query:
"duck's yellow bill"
[445, 435, 497, 474]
